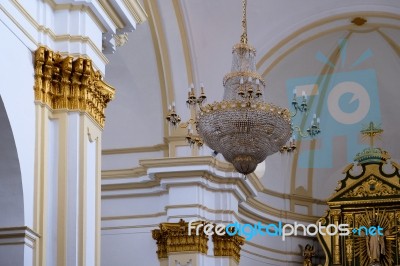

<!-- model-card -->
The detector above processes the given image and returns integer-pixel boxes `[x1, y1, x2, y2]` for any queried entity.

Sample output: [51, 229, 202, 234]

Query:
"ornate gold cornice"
[34, 46, 115, 127]
[213, 231, 244, 263]
[152, 219, 208, 259]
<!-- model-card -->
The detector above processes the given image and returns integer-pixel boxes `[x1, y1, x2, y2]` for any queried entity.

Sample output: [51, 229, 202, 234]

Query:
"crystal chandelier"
[166, 0, 293, 175]
[166, 0, 320, 175]
[195, 0, 292, 175]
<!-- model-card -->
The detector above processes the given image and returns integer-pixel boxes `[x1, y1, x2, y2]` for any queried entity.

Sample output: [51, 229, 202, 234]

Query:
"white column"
[33, 46, 114, 266]
[35, 108, 103, 266]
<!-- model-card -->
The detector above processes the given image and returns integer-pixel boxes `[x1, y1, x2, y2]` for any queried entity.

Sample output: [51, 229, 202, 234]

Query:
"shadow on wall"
[0, 94, 24, 227]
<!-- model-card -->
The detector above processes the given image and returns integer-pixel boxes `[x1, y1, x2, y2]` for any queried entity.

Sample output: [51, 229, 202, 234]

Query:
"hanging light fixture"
[195, 0, 292, 175]
[166, 0, 321, 175]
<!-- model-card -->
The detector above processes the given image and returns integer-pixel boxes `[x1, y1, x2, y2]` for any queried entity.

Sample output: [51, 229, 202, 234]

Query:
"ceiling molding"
[257, 11, 400, 77]
[122, 0, 148, 24]
[102, 144, 168, 155]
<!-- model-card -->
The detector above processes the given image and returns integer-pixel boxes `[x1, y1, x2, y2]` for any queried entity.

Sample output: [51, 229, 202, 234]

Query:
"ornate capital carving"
[152, 219, 208, 259]
[330, 209, 341, 221]
[34, 46, 115, 127]
[212, 230, 245, 263]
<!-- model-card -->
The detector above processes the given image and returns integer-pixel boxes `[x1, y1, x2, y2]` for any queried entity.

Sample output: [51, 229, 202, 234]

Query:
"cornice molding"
[139, 156, 235, 172]
[1, 0, 147, 64]
[49, 0, 148, 52]
[240, 198, 320, 224]
[101, 157, 326, 222]
[102, 144, 168, 155]
[0, 226, 40, 248]
[262, 187, 327, 205]
[102, 167, 147, 179]
[102, 212, 167, 221]
[121, 0, 148, 24]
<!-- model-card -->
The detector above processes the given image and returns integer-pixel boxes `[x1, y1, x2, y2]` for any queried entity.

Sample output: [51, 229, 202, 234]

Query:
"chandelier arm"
[240, 0, 248, 44]
[290, 108, 299, 118]
[179, 118, 196, 129]
[292, 125, 311, 138]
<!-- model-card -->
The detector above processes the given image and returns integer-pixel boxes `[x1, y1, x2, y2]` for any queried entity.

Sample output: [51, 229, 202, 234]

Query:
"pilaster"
[34, 46, 114, 266]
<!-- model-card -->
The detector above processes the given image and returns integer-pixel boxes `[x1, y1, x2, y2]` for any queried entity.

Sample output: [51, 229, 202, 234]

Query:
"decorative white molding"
[51, 0, 147, 52]
[0, 226, 40, 249]
[113, 32, 129, 47]
[0, 0, 148, 74]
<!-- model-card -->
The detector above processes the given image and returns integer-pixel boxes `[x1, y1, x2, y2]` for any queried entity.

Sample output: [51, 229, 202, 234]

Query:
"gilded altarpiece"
[318, 145, 400, 266]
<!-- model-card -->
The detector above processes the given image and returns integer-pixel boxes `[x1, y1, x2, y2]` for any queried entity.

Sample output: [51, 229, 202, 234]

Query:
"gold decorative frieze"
[152, 219, 208, 259]
[34, 46, 115, 127]
[213, 229, 244, 263]
[343, 176, 397, 198]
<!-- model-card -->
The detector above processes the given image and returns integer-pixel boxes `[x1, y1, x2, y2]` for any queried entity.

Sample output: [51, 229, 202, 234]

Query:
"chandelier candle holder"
[279, 89, 322, 153]
[280, 136, 297, 153]
[292, 90, 308, 115]
[165, 102, 181, 127]
[167, 83, 207, 148]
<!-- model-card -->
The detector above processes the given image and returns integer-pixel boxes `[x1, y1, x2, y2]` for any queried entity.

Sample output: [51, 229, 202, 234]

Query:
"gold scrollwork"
[152, 219, 208, 259]
[343, 176, 397, 198]
[34, 46, 115, 127]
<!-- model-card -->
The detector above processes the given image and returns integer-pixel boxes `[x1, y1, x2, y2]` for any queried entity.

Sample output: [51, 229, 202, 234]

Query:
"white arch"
[257, 5, 400, 74]
[0, 95, 24, 227]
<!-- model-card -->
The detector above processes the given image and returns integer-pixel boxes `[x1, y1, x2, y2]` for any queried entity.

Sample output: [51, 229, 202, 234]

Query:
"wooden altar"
[318, 123, 400, 266]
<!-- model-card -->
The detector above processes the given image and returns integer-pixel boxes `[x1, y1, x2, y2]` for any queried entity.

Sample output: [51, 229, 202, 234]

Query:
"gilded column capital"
[212, 228, 245, 263]
[152, 219, 208, 259]
[34, 46, 115, 128]
[330, 209, 342, 220]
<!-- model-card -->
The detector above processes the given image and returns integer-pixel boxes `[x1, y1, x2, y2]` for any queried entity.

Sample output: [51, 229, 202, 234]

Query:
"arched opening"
[0, 94, 24, 226]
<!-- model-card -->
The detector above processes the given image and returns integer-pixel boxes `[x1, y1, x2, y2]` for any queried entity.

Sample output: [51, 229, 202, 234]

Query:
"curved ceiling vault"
[103, 0, 400, 216]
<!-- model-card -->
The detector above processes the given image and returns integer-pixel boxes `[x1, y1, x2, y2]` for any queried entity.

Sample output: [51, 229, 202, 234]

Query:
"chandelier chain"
[240, 0, 248, 44]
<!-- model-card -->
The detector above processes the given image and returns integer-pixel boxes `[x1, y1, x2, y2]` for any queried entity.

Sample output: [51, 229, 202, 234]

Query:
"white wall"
[0, 20, 35, 229]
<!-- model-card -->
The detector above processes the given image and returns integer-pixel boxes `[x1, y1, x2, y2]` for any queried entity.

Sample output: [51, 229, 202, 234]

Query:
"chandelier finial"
[240, 0, 248, 44]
